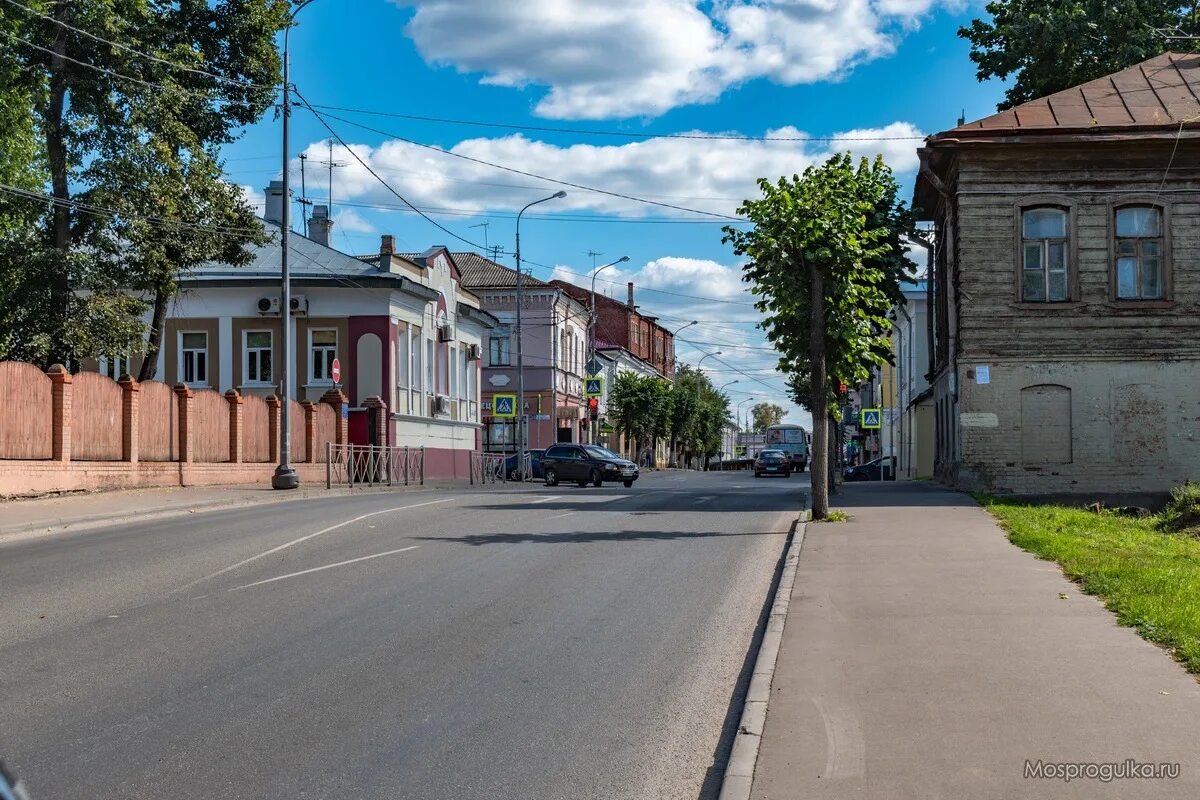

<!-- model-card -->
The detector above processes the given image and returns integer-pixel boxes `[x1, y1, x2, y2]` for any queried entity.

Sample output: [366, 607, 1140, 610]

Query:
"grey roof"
[430, 251, 551, 289]
[182, 220, 432, 298]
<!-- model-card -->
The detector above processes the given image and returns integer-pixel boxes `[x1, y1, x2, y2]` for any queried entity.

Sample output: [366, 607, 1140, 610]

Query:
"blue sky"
[220, 0, 1007, 427]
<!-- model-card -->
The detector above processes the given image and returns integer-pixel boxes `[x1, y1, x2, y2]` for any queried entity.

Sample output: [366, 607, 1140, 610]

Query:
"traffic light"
[587, 397, 599, 420]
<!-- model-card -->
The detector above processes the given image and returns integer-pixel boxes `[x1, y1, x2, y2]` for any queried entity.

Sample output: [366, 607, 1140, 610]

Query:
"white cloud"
[290, 121, 923, 220]
[394, 0, 954, 119]
[332, 208, 375, 234]
[237, 184, 265, 215]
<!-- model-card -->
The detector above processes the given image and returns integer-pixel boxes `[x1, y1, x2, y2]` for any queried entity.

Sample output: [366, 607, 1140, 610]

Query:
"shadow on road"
[417, 528, 790, 546]
[829, 481, 975, 509]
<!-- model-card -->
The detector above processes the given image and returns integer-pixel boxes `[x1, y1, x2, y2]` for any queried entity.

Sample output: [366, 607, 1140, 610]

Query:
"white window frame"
[490, 333, 511, 366]
[179, 331, 209, 387]
[1114, 205, 1165, 300]
[242, 329, 274, 386]
[1020, 206, 1069, 302]
[100, 354, 130, 381]
[308, 327, 338, 385]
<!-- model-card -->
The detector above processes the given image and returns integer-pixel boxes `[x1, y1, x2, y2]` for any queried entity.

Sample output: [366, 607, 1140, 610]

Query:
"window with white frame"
[397, 327, 410, 388]
[410, 325, 422, 397]
[244, 330, 273, 385]
[490, 333, 511, 366]
[1021, 207, 1069, 302]
[309, 328, 337, 383]
[100, 355, 130, 381]
[449, 343, 458, 399]
[425, 338, 434, 398]
[459, 347, 468, 399]
[1114, 205, 1165, 300]
[180, 331, 208, 385]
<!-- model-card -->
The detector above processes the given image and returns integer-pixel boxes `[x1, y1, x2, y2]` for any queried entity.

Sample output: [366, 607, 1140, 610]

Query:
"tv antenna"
[298, 153, 313, 232]
[469, 221, 490, 255]
[320, 140, 347, 215]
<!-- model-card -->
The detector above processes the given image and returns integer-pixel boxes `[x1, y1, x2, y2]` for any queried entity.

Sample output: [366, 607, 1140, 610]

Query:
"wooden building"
[914, 53, 1200, 499]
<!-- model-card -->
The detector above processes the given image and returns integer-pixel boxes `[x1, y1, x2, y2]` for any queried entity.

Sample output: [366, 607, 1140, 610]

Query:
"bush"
[1158, 482, 1200, 536]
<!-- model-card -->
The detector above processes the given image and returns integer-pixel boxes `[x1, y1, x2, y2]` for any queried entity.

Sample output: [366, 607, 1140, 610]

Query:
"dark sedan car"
[754, 449, 792, 478]
[843, 456, 896, 482]
[504, 448, 545, 480]
[542, 444, 639, 488]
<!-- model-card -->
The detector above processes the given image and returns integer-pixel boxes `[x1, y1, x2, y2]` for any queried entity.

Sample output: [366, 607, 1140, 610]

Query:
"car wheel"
[623, 480, 633, 488]
[590, 468, 602, 487]
[509, 469, 519, 481]
[544, 467, 558, 487]
[577, 479, 588, 487]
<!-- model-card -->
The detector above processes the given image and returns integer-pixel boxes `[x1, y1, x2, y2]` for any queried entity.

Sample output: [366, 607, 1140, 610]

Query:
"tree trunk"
[45, 1, 72, 367]
[138, 286, 170, 381]
[808, 260, 829, 519]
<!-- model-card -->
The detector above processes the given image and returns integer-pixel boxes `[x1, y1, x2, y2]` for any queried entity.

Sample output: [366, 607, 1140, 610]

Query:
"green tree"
[0, 0, 287, 369]
[749, 402, 785, 432]
[959, 1, 1199, 111]
[607, 371, 673, 462]
[724, 154, 911, 518]
[669, 364, 732, 467]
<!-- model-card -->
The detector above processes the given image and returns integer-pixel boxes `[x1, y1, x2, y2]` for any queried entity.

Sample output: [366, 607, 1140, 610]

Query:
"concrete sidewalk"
[751, 481, 1200, 799]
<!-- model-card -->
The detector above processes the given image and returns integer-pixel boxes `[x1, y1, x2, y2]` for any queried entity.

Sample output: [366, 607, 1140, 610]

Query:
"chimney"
[264, 180, 284, 226]
[307, 204, 333, 248]
[377, 234, 395, 272]
[627, 281, 635, 308]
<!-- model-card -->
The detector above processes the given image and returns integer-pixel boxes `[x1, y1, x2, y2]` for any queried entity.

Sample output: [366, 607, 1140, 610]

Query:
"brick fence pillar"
[225, 389, 244, 464]
[47, 364, 72, 463]
[174, 384, 194, 463]
[118, 375, 140, 463]
[266, 394, 281, 463]
[321, 388, 349, 447]
[363, 395, 388, 447]
[301, 400, 318, 463]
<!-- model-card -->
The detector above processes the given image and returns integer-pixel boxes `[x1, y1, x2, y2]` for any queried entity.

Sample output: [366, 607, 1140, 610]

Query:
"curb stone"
[717, 511, 808, 800]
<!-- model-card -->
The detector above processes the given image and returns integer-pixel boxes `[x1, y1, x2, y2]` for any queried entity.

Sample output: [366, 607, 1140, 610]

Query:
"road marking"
[180, 499, 450, 590]
[532, 495, 560, 504]
[228, 546, 421, 592]
[695, 495, 715, 504]
[547, 511, 575, 519]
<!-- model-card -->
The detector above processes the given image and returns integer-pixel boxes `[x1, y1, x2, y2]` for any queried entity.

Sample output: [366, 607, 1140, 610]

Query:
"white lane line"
[547, 511, 575, 519]
[695, 495, 716, 504]
[180, 499, 451, 590]
[228, 546, 420, 592]
[532, 495, 560, 504]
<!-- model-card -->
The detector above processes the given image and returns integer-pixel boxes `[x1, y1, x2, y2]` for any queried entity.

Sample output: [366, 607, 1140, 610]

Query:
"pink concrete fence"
[0, 361, 350, 467]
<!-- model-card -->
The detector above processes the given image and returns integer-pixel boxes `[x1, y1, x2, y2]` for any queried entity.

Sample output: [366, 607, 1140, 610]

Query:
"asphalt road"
[0, 469, 805, 800]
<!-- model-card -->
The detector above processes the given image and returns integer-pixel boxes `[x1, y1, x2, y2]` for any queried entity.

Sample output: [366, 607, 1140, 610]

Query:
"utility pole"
[298, 153, 313, 232]
[320, 139, 346, 216]
[487, 244, 505, 263]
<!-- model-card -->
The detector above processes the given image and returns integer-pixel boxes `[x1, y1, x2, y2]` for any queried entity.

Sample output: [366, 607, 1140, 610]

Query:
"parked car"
[754, 449, 792, 478]
[843, 456, 896, 482]
[503, 448, 545, 480]
[542, 444, 640, 488]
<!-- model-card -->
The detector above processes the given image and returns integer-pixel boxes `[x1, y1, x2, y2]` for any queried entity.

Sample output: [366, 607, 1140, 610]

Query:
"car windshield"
[583, 445, 620, 459]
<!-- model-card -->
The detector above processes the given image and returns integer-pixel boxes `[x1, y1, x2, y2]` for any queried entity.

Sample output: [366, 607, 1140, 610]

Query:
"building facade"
[452, 253, 592, 452]
[892, 280, 934, 479]
[550, 280, 677, 380]
[915, 53, 1200, 498]
[96, 182, 497, 479]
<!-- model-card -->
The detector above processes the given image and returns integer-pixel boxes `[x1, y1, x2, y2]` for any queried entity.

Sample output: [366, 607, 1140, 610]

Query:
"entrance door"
[557, 426, 573, 443]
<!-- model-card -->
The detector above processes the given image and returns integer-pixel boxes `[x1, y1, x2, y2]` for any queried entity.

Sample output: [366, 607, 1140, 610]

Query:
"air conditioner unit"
[433, 395, 451, 415]
[437, 323, 454, 342]
[466, 343, 481, 361]
[289, 295, 308, 316]
[256, 297, 280, 315]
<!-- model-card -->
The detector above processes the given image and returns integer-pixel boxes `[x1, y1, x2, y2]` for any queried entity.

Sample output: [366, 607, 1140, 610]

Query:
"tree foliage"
[0, 0, 288, 368]
[959, 1, 1200, 111]
[606, 366, 732, 464]
[724, 153, 912, 516]
[749, 402, 785, 432]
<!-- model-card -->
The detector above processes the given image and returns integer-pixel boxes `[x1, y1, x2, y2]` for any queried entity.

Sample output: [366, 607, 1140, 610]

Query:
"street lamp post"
[587, 255, 629, 444]
[680, 349, 722, 470]
[514, 190, 566, 480]
[272, 0, 320, 490]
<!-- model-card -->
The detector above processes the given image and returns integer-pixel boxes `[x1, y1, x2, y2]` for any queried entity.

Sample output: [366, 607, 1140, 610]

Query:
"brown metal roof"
[947, 52, 1200, 137]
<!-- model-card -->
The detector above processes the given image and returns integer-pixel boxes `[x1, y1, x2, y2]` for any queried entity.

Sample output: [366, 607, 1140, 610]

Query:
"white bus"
[764, 424, 810, 472]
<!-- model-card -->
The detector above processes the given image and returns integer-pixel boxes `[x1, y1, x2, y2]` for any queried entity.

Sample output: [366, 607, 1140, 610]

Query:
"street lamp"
[737, 397, 756, 434]
[587, 255, 629, 444]
[678, 349, 721, 469]
[514, 190, 566, 479]
[671, 320, 698, 336]
[718, 379, 739, 392]
[273, 0, 321, 490]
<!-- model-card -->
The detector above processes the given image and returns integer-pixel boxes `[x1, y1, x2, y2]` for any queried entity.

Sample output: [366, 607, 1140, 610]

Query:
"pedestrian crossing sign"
[861, 408, 881, 429]
[585, 376, 604, 397]
[493, 394, 517, 418]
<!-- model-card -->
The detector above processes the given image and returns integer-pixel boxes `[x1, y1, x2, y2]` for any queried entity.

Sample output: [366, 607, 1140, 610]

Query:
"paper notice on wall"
[975, 365, 990, 385]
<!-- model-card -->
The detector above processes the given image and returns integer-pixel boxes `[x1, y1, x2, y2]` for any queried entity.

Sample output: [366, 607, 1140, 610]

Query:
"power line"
[299, 105, 744, 222]
[529, 261, 758, 307]
[304, 102, 925, 144]
[0, 0, 272, 90]
[295, 92, 487, 252]
[0, 28, 263, 110]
